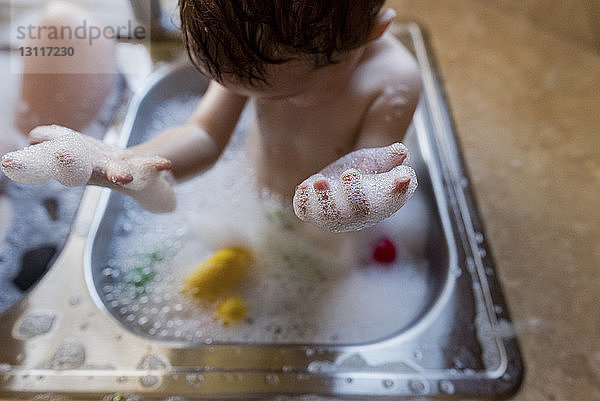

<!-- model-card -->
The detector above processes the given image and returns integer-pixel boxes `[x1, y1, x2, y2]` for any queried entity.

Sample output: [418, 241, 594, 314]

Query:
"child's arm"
[132, 82, 248, 180]
[1, 81, 247, 212]
[293, 59, 422, 232]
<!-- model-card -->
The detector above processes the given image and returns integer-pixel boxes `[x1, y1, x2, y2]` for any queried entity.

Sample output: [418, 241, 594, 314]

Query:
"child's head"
[179, 0, 386, 87]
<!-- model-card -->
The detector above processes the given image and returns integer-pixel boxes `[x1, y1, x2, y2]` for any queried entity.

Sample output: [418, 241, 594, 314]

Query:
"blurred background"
[0, 0, 599, 400]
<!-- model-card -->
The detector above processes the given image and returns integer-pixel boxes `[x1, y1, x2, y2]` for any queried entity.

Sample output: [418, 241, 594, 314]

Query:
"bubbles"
[103, 393, 144, 401]
[15, 313, 56, 338]
[408, 379, 427, 394]
[186, 374, 204, 388]
[32, 394, 69, 401]
[293, 143, 418, 232]
[439, 380, 455, 394]
[46, 339, 85, 369]
[1, 124, 175, 213]
[382, 379, 394, 389]
[139, 375, 159, 387]
[1, 127, 92, 187]
[69, 295, 81, 306]
[265, 374, 280, 386]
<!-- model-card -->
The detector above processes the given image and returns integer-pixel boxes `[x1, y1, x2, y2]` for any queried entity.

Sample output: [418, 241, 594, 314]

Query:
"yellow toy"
[182, 247, 254, 300]
[217, 297, 248, 324]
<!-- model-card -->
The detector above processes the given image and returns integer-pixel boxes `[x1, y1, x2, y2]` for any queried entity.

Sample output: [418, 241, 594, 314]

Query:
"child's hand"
[1, 125, 176, 213]
[293, 143, 417, 232]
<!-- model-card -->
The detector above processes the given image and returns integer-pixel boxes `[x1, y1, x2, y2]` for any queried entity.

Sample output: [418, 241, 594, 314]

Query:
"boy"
[2, 0, 421, 232]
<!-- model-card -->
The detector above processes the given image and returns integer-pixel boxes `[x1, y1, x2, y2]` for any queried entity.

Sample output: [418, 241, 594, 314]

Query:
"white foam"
[293, 143, 418, 232]
[1, 125, 175, 213]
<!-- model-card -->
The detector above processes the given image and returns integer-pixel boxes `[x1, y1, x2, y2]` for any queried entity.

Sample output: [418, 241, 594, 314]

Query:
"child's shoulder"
[350, 33, 422, 144]
[353, 33, 421, 97]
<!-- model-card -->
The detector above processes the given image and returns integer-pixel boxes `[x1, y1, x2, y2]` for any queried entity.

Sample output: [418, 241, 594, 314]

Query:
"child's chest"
[254, 95, 369, 156]
[246, 96, 372, 195]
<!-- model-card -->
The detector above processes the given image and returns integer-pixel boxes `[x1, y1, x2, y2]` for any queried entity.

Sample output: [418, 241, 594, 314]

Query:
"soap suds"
[2, 125, 175, 213]
[294, 143, 418, 232]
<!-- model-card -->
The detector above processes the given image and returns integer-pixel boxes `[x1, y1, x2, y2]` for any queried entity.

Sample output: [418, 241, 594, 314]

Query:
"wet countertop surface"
[390, 0, 600, 399]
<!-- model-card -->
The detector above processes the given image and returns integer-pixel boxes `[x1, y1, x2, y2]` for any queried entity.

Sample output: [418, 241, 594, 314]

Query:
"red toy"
[373, 237, 397, 264]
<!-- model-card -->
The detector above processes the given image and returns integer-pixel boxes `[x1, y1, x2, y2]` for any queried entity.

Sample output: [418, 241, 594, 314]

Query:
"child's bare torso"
[246, 34, 420, 197]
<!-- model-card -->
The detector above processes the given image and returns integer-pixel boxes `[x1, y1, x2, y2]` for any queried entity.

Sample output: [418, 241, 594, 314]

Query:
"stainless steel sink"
[0, 23, 523, 400]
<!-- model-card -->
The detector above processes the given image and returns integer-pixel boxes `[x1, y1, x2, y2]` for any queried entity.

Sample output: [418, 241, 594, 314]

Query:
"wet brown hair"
[179, 0, 385, 85]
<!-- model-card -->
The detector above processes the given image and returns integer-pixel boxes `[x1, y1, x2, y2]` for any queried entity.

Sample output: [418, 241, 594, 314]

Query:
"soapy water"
[92, 94, 434, 344]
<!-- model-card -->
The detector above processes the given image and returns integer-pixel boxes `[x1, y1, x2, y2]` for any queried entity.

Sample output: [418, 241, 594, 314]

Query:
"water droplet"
[474, 232, 484, 244]
[296, 373, 309, 381]
[413, 351, 423, 360]
[69, 295, 82, 306]
[305, 348, 315, 357]
[186, 374, 204, 387]
[345, 377, 353, 384]
[265, 374, 280, 386]
[408, 379, 426, 393]
[16, 313, 56, 338]
[137, 353, 167, 371]
[465, 257, 475, 272]
[439, 380, 454, 394]
[47, 340, 85, 369]
[382, 379, 394, 388]
[140, 375, 159, 387]
[32, 394, 69, 401]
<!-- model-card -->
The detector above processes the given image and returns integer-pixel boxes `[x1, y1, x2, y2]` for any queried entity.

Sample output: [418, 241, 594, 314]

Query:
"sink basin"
[0, 23, 523, 400]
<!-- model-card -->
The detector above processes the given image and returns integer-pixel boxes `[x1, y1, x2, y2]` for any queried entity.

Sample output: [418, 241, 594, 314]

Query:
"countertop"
[389, 0, 600, 399]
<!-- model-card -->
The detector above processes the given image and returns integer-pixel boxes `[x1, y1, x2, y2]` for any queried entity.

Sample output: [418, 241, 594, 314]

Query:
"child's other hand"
[293, 143, 417, 232]
[1, 125, 176, 213]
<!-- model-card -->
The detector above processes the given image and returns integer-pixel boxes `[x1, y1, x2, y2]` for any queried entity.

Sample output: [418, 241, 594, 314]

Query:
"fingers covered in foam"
[320, 142, 409, 177]
[293, 144, 417, 232]
[2, 131, 92, 186]
[29, 125, 79, 145]
[2, 125, 176, 213]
